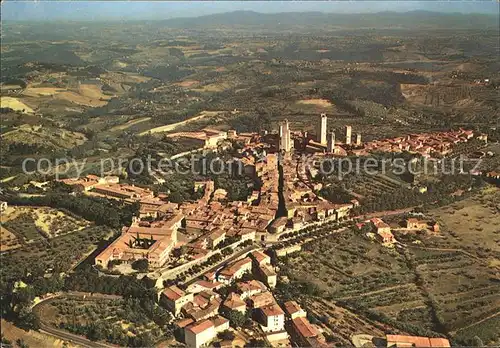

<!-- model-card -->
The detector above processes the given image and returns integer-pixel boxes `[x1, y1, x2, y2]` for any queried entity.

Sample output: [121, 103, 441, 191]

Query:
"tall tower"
[345, 125, 352, 145]
[316, 113, 328, 145]
[327, 131, 336, 153]
[356, 133, 362, 146]
[279, 119, 292, 152]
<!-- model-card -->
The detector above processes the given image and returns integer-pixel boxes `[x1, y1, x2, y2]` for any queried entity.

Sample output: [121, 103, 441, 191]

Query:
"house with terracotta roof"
[238, 228, 256, 241]
[222, 293, 246, 314]
[257, 303, 285, 333]
[202, 271, 217, 282]
[248, 291, 275, 309]
[371, 218, 391, 234]
[269, 217, 289, 233]
[291, 316, 321, 346]
[212, 315, 230, 333]
[386, 335, 450, 348]
[187, 280, 224, 294]
[207, 228, 226, 249]
[160, 285, 194, 316]
[183, 297, 222, 322]
[185, 319, 216, 348]
[217, 257, 252, 284]
[406, 218, 428, 230]
[256, 263, 277, 288]
[284, 301, 306, 320]
[237, 280, 267, 299]
[370, 218, 395, 244]
[250, 250, 271, 266]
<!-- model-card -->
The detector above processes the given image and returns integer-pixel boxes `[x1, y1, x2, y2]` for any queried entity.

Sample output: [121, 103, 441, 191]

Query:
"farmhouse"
[406, 218, 428, 230]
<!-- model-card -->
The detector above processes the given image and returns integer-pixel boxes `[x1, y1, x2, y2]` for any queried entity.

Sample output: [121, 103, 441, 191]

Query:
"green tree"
[217, 330, 235, 341]
[224, 310, 247, 328]
[131, 259, 149, 272]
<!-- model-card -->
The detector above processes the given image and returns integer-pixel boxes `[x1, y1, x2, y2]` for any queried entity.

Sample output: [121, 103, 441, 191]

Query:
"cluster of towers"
[278, 114, 361, 153]
[279, 119, 293, 152]
[315, 114, 361, 150]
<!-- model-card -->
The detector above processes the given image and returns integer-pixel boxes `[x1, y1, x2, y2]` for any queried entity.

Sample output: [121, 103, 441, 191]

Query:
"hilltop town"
[17, 114, 484, 347]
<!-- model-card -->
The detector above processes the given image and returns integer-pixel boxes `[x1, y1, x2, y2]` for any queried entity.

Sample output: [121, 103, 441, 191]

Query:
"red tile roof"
[212, 315, 229, 328]
[292, 317, 318, 338]
[251, 250, 270, 264]
[429, 338, 451, 347]
[237, 280, 267, 293]
[186, 319, 214, 335]
[223, 293, 246, 310]
[284, 301, 304, 315]
[387, 335, 450, 348]
[260, 303, 284, 317]
[176, 318, 194, 328]
[162, 285, 185, 301]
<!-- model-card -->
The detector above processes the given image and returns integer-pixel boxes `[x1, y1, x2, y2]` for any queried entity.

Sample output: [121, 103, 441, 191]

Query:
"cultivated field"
[139, 110, 223, 135]
[34, 297, 168, 345]
[427, 187, 500, 252]
[109, 117, 151, 132]
[306, 298, 391, 346]
[0, 96, 35, 113]
[286, 230, 412, 297]
[1, 124, 87, 150]
[283, 227, 500, 343]
[21, 83, 112, 107]
[342, 173, 406, 200]
[411, 247, 500, 345]
[0, 224, 22, 251]
[2, 206, 91, 241]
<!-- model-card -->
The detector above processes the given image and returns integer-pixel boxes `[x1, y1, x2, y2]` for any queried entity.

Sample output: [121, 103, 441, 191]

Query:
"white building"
[258, 303, 285, 332]
[185, 320, 216, 348]
[317, 114, 328, 144]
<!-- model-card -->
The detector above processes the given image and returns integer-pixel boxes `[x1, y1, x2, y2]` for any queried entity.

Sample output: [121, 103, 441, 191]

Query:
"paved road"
[33, 292, 121, 348]
[39, 323, 114, 348]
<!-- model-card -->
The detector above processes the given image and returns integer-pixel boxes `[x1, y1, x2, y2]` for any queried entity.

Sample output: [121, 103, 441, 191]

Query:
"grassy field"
[0, 97, 35, 113]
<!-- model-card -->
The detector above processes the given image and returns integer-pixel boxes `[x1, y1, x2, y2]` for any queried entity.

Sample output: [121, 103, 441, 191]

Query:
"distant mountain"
[161, 10, 498, 30]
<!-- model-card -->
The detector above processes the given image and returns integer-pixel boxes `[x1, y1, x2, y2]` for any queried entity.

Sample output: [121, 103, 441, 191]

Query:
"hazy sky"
[2, 1, 498, 21]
